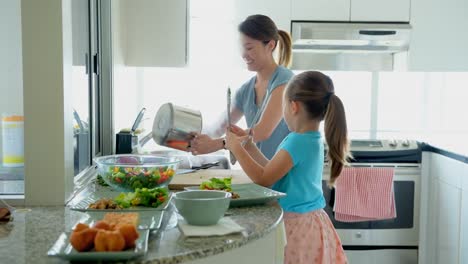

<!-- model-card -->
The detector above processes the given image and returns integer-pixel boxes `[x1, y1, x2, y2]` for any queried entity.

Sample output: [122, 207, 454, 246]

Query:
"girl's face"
[240, 34, 274, 71]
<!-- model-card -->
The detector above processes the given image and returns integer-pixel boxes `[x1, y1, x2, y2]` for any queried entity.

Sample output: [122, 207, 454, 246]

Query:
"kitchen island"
[0, 201, 284, 264]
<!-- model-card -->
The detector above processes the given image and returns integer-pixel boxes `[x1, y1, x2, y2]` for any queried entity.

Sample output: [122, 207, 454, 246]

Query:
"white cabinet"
[434, 180, 461, 264]
[350, 0, 410, 22]
[420, 152, 468, 264]
[409, 0, 468, 71]
[113, 0, 188, 67]
[71, 0, 88, 66]
[461, 177, 468, 264]
[345, 249, 417, 264]
[291, 0, 350, 21]
[234, 0, 291, 33]
[291, 0, 410, 22]
[0, 0, 23, 114]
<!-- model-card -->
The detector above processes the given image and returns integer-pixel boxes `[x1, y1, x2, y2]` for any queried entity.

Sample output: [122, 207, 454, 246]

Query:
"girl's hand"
[228, 124, 248, 137]
[228, 125, 253, 143]
[189, 133, 219, 155]
[225, 130, 250, 152]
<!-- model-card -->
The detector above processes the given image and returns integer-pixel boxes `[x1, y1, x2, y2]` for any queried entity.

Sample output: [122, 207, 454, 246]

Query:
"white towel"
[178, 217, 245, 237]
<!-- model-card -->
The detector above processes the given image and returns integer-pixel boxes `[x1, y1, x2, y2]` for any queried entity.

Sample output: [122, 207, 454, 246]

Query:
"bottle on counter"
[2, 114, 24, 167]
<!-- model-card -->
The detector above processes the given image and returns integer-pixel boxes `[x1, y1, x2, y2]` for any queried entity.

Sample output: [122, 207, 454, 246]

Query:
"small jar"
[2, 115, 24, 167]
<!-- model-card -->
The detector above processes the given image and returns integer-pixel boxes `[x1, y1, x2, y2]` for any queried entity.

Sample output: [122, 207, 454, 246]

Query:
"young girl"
[225, 71, 349, 264]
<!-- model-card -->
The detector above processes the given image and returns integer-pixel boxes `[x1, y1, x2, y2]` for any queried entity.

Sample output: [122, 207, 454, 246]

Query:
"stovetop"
[326, 139, 422, 163]
[350, 139, 419, 152]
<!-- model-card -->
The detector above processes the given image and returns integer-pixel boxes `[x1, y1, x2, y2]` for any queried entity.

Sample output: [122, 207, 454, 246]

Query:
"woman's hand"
[189, 133, 221, 155]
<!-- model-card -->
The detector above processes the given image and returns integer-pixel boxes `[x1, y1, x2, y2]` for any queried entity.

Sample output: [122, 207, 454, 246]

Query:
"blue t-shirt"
[272, 131, 326, 213]
[234, 66, 294, 159]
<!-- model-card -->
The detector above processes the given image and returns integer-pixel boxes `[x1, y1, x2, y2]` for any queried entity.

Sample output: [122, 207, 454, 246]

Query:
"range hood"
[291, 22, 411, 71]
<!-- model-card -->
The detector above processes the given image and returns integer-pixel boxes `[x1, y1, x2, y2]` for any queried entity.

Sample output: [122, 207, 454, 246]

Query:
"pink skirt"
[284, 209, 348, 264]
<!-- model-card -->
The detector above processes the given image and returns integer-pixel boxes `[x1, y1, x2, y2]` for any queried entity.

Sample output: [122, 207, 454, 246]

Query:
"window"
[438, 73, 468, 131]
[72, 0, 107, 177]
[325, 71, 372, 139]
[377, 72, 425, 134]
[71, 0, 92, 176]
[0, 0, 24, 195]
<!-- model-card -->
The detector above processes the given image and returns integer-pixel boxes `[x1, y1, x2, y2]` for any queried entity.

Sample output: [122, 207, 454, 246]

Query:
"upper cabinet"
[233, 0, 292, 32]
[291, 0, 410, 22]
[350, 0, 410, 22]
[408, 0, 468, 71]
[113, 0, 188, 67]
[291, 0, 350, 21]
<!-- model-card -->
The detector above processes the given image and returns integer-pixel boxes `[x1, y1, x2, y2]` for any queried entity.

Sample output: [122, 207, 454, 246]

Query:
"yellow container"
[2, 115, 24, 167]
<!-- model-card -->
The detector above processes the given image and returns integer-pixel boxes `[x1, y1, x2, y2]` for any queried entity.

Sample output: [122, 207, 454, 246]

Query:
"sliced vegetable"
[114, 187, 168, 208]
[199, 177, 240, 199]
[200, 177, 233, 192]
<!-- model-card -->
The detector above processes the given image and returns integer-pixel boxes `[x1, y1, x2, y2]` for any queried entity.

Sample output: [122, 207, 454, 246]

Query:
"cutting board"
[169, 169, 253, 190]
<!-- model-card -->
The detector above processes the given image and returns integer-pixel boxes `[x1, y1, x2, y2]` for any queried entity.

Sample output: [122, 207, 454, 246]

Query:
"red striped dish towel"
[333, 167, 396, 222]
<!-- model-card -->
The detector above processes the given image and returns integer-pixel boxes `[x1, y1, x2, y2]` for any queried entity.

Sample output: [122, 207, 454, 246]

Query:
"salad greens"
[200, 177, 233, 192]
[96, 174, 109, 187]
[114, 187, 168, 208]
[104, 165, 175, 190]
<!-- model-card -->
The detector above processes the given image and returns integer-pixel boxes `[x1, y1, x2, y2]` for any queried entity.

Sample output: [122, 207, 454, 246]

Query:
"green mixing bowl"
[173, 190, 232, 226]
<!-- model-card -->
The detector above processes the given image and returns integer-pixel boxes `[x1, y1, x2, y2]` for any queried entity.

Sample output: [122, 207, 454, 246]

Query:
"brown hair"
[286, 71, 350, 186]
[238, 14, 292, 67]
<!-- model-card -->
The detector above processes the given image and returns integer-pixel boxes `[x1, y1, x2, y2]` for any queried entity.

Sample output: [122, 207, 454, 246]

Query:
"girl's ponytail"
[277, 29, 292, 68]
[286, 71, 350, 186]
[324, 94, 350, 186]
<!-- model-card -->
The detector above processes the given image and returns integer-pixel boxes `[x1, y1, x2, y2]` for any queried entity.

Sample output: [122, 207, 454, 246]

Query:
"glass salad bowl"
[94, 154, 181, 192]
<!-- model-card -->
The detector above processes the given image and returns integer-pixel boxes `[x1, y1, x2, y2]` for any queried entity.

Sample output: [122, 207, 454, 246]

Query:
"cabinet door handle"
[93, 53, 99, 75]
[85, 53, 89, 74]
[359, 30, 396, 36]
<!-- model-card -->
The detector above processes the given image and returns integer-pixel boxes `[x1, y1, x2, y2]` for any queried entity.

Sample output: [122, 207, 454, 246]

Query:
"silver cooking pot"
[152, 103, 202, 151]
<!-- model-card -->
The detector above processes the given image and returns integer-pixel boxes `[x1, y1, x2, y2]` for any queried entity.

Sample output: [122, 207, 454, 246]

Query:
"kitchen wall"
[0, 0, 24, 162]
[110, 0, 468, 151]
[112, 0, 140, 135]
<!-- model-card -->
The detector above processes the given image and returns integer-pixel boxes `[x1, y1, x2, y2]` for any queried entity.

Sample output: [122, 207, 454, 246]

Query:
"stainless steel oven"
[322, 140, 421, 264]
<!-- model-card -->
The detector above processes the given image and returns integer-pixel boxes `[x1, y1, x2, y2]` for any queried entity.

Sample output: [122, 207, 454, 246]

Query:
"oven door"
[322, 165, 420, 246]
[345, 249, 418, 264]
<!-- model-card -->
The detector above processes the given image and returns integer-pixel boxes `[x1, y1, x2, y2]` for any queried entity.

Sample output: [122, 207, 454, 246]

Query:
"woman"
[190, 14, 294, 159]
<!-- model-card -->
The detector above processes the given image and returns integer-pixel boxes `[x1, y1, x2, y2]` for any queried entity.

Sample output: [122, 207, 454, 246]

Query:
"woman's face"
[240, 34, 274, 72]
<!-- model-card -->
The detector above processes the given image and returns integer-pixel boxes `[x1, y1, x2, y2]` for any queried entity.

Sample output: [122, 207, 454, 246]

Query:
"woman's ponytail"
[277, 29, 292, 68]
[324, 94, 350, 186]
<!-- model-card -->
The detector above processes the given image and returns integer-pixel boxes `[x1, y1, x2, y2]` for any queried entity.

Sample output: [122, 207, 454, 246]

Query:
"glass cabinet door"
[72, 0, 101, 176]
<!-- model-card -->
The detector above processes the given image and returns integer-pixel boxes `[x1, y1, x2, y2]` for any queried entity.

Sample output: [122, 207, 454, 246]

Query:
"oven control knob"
[389, 140, 397, 148]
[402, 139, 410, 147]
[355, 232, 362, 239]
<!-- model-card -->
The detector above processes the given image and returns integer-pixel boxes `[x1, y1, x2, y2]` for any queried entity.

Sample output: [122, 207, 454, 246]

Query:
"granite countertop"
[0, 202, 283, 264]
[421, 136, 468, 164]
